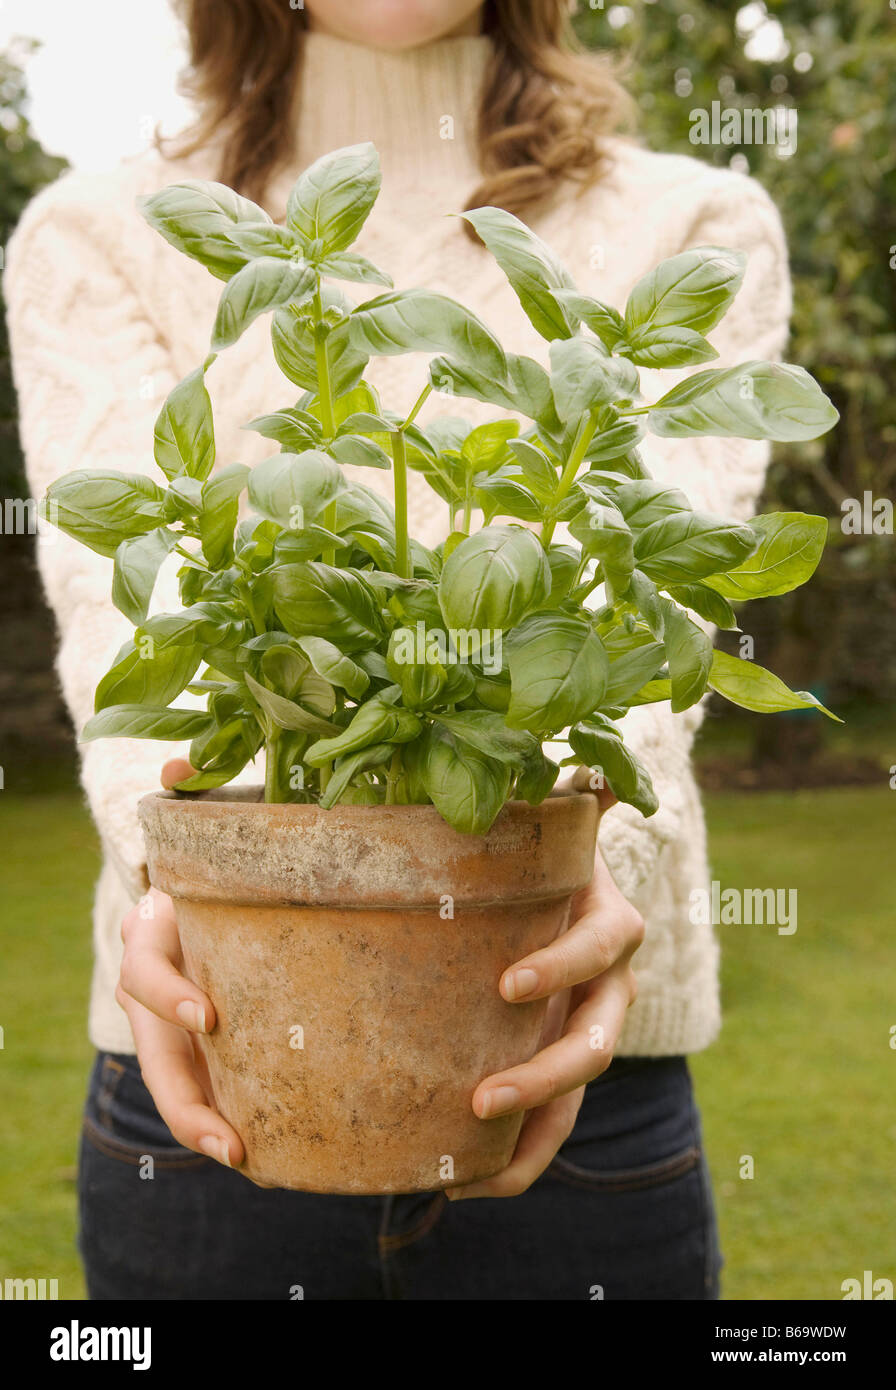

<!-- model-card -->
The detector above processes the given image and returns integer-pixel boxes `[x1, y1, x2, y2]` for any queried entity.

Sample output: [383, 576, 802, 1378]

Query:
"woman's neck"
[287, 30, 493, 188]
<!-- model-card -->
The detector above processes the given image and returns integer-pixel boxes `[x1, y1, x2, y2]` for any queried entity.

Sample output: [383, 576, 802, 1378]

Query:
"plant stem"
[385, 747, 403, 805]
[265, 730, 281, 802]
[392, 428, 411, 579]
[175, 543, 207, 568]
[401, 382, 433, 430]
[312, 288, 339, 564]
[541, 410, 599, 548]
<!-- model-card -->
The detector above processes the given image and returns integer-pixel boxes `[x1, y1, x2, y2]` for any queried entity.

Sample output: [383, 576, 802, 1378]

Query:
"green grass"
[0, 785, 891, 1301]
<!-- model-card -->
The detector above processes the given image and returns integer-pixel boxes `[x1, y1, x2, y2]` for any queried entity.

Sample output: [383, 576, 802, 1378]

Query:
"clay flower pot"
[138, 789, 598, 1194]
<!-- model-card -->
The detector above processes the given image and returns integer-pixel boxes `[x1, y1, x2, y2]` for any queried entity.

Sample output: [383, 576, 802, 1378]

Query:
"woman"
[6, 0, 790, 1300]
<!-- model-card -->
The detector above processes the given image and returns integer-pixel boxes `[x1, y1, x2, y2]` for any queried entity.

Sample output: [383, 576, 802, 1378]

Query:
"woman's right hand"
[115, 758, 244, 1170]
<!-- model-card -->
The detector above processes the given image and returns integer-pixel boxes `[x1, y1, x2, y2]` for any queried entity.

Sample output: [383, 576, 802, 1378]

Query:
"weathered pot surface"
[138, 789, 599, 1195]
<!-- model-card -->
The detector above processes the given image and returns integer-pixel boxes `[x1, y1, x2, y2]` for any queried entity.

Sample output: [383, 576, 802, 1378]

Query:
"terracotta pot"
[138, 789, 598, 1194]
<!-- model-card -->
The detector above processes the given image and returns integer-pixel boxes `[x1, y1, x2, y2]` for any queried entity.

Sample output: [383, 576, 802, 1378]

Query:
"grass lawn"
[0, 784, 891, 1301]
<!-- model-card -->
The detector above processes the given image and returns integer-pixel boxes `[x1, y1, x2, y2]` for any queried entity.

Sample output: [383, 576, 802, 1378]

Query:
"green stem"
[175, 543, 207, 568]
[385, 747, 403, 805]
[265, 730, 281, 803]
[312, 288, 338, 562]
[392, 429, 411, 579]
[401, 382, 433, 430]
[541, 410, 599, 548]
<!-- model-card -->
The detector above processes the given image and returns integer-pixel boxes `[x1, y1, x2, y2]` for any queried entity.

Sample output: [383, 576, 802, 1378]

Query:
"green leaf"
[328, 434, 392, 470]
[461, 420, 520, 472]
[611, 479, 692, 530]
[94, 639, 201, 713]
[199, 463, 250, 569]
[81, 704, 213, 742]
[660, 599, 713, 712]
[319, 743, 394, 809]
[475, 471, 543, 524]
[703, 512, 828, 600]
[506, 612, 608, 733]
[153, 367, 216, 482]
[461, 207, 577, 341]
[272, 561, 385, 651]
[649, 361, 840, 442]
[420, 725, 510, 836]
[44, 471, 168, 558]
[514, 746, 559, 805]
[440, 525, 550, 632]
[244, 408, 321, 453]
[305, 697, 422, 766]
[508, 440, 559, 499]
[348, 290, 507, 384]
[554, 291, 628, 352]
[286, 142, 381, 253]
[568, 722, 658, 817]
[248, 451, 347, 529]
[602, 641, 666, 706]
[568, 499, 635, 596]
[429, 352, 555, 425]
[666, 582, 738, 630]
[708, 649, 842, 721]
[229, 221, 299, 260]
[112, 528, 178, 625]
[244, 671, 340, 735]
[137, 180, 271, 281]
[624, 246, 746, 336]
[626, 569, 665, 639]
[317, 250, 392, 288]
[621, 325, 718, 369]
[434, 710, 537, 764]
[633, 511, 758, 584]
[549, 338, 640, 423]
[212, 257, 316, 350]
[295, 635, 370, 699]
[271, 306, 367, 395]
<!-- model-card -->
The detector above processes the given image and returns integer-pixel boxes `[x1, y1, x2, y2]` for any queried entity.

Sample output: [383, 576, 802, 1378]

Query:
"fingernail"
[198, 1135, 231, 1167]
[504, 968, 538, 1001]
[479, 1085, 521, 1119]
[176, 1000, 207, 1033]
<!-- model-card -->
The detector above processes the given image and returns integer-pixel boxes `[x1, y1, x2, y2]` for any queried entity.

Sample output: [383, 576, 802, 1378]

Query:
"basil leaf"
[198, 463, 250, 569]
[461, 420, 520, 472]
[272, 307, 367, 396]
[244, 671, 340, 735]
[153, 367, 216, 482]
[420, 725, 510, 836]
[461, 207, 577, 341]
[212, 257, 316, 351]
[429, 352, 556, 425]
[317, 251, 392, 288]
[621, 325, 718, 369]
[137, 180, 271, 281]
[554, 291, 628, 352]
[272, 561, 385, 651]
[549, 338, 640, 423]
[514, 746, 560, 805]
[296, 635, 370, 700]
[602, 641, 666, 707]
[349, 290, 507, 383]
[112, 527, 178, 625]
[434, 710, 538, 765]
[568, 722, 659, 818]
[319, 743, 394, 809]
[506, 612, 608, 733]
[708, 649, 842, 721]
[305, 697, 421, 766]
[568, 499, 635, 596]
[666, 582, 738, 630]
[328, 434, 391, 470]
[649, 361, 840, 442]
[229, 222, 298, 259]
[248, 451, 347, 529]
[475, 472, 543, 524]
[660, 599, 713, 712]
[244, 409, 321, 452]
[81, 704, 213, 742]
[440, 525, 550, 632]
[634, 511, 758, 584]
[703, 512, 828, 600]
[44, 471, 168, 557]
[286, 142, 381, 253]
[612, 480, 692, 530]
[94, 639, 201, 713]
[624, 246, 746, 336]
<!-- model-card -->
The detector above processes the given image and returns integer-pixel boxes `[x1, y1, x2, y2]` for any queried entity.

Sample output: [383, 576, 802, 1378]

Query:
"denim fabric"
[78, 1050, 722, 1301]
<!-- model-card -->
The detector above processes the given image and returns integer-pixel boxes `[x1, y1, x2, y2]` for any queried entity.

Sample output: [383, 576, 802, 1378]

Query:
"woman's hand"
[448, 785, 645, 1201]
[115, 758, 244, 1170]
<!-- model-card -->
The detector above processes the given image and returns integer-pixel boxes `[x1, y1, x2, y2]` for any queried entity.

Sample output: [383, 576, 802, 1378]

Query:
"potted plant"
[44, 143, 838, 1194]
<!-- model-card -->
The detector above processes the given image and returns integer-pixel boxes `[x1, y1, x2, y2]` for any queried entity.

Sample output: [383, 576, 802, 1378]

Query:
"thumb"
[161, 758, 197, 790]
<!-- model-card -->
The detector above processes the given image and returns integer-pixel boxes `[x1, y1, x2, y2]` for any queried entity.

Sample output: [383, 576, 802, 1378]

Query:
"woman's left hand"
[448, 788, 645, 1201]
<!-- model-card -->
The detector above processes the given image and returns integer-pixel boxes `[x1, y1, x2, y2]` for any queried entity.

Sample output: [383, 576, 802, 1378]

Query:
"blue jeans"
[78, 1050, 722, 1300]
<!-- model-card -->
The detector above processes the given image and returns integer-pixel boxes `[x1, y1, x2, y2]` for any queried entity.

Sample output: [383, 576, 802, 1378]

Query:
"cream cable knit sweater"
[5, 32, 791, 1057]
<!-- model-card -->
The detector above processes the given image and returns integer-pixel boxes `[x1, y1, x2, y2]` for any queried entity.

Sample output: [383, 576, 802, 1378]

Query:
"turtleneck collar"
[287, 30, 493, 190]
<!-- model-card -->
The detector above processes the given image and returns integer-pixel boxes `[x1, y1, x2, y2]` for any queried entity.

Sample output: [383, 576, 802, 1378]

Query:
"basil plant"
[44, 143, 840, 834]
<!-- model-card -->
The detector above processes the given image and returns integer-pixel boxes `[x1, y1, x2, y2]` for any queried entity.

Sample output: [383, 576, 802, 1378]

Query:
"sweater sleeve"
[4, 181, 189, 902]
[595, 172, 792, 901]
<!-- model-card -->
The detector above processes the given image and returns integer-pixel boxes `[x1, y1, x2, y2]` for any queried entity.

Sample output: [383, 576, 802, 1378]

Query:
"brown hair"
[165, 1, 631, 225]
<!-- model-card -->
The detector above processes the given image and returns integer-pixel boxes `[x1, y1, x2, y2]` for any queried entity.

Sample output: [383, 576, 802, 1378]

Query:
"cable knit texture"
[4, 33, 791, 1056]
